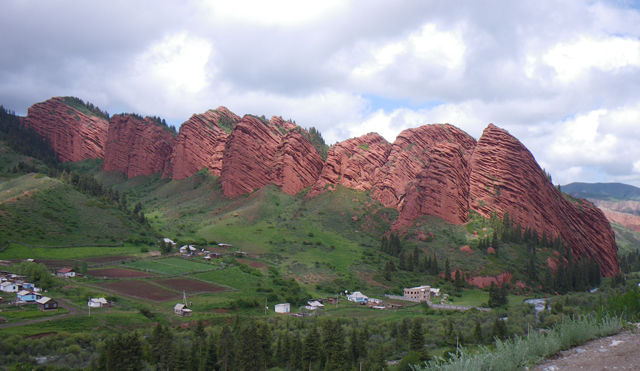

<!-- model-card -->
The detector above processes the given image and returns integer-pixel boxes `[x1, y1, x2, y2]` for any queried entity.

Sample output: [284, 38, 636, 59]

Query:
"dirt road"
[533, 326, 640, 371]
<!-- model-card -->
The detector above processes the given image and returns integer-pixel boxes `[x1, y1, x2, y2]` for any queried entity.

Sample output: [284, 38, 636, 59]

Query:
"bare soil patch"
[87, 268, 155, 278]
[96, 280, 180, 302]
[533, 327, 640, 371]
[10, 259, 76, 269]
[151, 278, 225, 294]
[236, 258, 268, 269]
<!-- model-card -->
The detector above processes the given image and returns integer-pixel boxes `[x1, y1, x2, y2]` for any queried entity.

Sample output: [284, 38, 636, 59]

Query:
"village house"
[16, 290, 42, 303]
[217, 243, 233, 249]
[275, 303, 290, 313]
[56, 268, 75, 278]
[233, 251, 248, 257]
[347, 291, 368, 303]
[0, 281, 18, 293]
[36, 297, 58, 311]
[87, 298, 108, 308]
[305, 300, 325, 310]
[179, 245, 197, 255]
[161, 238, 177, 248]
[403, 285, 441, 301]
[174, 303, 192, 316]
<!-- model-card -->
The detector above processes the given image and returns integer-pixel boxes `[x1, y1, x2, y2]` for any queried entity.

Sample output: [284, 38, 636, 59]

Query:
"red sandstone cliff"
[468, 124, 619, 276]
[309, 133, 392, 197]
[220, 116, 324, 197]
[372, 124, 477, 224]
[23, 97, 109, 162]
[167, 107, 240, 180]
[102, 115, 176, 178]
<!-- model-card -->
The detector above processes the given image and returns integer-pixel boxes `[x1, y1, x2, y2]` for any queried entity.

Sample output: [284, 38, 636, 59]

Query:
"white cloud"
[135, 32, 213, 95]
[197, 0, 346, 27]
[543, 36, 640, 82]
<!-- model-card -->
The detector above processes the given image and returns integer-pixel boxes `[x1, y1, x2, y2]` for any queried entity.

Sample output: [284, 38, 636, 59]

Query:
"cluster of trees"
[62, 97, 110, 121]
[48, 168, 150, 227]
[0, 106, 60, 168]
[620, 250, 640, 273]
[543, 250, 602, 295]
[16, 261, 53, 289]
[6, 161, 38, 174]
[95, 318, 387, 371]
[478, 211, 566, 253]
[380, 233, 403, 256]
[382, 248, 440, 281]
[487, 282, 508, 307]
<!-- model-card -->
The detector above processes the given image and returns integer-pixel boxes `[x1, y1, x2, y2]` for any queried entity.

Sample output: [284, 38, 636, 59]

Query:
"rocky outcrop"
[23, 97, 109, 162]
[102, 115, 175, 178]
[468, 124, 619, 276]
[309, 133, 392, 197]
[372, 124, 476, 225]
[590, 199, 640, 217]
[598, 208, 640, 233]
[272, 129, 325, 195]
[166, 107, 240, 180]
[220, 116, 324, 197]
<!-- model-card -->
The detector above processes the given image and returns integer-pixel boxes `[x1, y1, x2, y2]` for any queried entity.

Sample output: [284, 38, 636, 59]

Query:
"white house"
[275, 303, 290, 313]
[161, 238, 177, 247]
[174, 303, 192, 316]
[305, 300, 325, 310]
[0, 282, 18, 293]
[347, 291, 368, 303]
[88, 298, 108, 308]
[56, 268, 75, 278]
[179, 245, 197, 254]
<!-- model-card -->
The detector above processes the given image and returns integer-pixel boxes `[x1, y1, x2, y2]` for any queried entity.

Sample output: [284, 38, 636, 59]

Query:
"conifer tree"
[303, 325, 320, 371]
[217, 325, 235, 371]
[444, 259, 451, 282]
[409, 319, 425, 352]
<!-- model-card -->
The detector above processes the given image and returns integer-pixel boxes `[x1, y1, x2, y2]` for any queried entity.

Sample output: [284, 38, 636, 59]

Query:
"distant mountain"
[562, 182, 640, 202]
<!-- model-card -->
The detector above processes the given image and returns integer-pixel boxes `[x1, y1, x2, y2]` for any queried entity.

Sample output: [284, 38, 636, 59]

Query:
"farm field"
[158, 257, 218, 272]
[151, 278, 226, 294]
[86, 268, 156, 278]
[123, 260, 190, 275]
[84, 255, 136, 264]
[193, 266, 264, 291]
[95, 280, 181, 302]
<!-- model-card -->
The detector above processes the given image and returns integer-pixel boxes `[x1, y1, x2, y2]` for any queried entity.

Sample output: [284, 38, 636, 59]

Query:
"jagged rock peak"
[23, 97, 109, 162]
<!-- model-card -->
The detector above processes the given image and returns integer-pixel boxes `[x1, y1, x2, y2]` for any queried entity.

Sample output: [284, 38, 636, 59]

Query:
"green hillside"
[562, 182, 640, 201]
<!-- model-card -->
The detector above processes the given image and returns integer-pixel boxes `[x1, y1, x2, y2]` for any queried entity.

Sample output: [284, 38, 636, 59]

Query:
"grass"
[0, 305, 69, 322]
[123, 260, 190, 275]
[412, 314, 623, 371]
[159, 257, 218, 272]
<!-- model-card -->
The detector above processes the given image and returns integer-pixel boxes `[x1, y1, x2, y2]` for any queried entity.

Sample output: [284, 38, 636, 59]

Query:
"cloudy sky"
[2, 0, 640, 186]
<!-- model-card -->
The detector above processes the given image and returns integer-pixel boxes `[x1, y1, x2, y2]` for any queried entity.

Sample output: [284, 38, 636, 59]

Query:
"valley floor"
[533, 326, 640, 371]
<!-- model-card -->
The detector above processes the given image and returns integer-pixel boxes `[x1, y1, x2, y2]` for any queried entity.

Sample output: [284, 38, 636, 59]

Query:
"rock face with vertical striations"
[468, 124, 619, 276]
[372, 124, 477, 223]
[167, 107, 240, 180]
[220, 116, 325, 197]
[23, 97, 109, 162]
[272, 129, 325, 195]
[102, 115, 176, 178]
[309, 133, 392, 197]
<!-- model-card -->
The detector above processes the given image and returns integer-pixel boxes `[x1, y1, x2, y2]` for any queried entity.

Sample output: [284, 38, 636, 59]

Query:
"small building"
[233, 251, 249, 257]
[203, 255, 211, 261]
[56, 268, 75, 278]
[275, 303, 291, 313]
[179, 245, 197, 255]
[36, 297, 58, 311]
[347, 291, 368, 303]
[0, 260, 12, 267]
[218, 243, 234, 249]
[21, 282, 34, 290]
[174, 303, 193, 316]
[88, 298, 108, 308]
[403, 285, 440, 301]
[0, 282, 18, 293]
[210, 252, 222, 259]
[305, 300, 325, 310]
[16, 290, 41, 303]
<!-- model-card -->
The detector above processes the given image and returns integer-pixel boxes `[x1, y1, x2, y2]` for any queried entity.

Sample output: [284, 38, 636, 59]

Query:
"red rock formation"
[469, 124, 619, 276]
[272, 129, 324, 195]
[394, 141, 473, 226]
[23, 97, 109, 162]
[373, 124, 476, 212]
[220, 116, 324, 197]
[167, 107, 240, 180]
[270, 116, 298, 131]
[102, 115, 175, 178]
[308, 133, 392, 197]
[592, 203, 640, 233]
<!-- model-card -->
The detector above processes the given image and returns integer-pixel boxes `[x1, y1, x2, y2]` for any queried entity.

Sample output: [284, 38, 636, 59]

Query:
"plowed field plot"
[152, 278, 226, 294]
[87, 268, 156, 278]
[159, 257, 217, 271]
[236, 258, 269, 269]
[96, 280, 180, 302]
